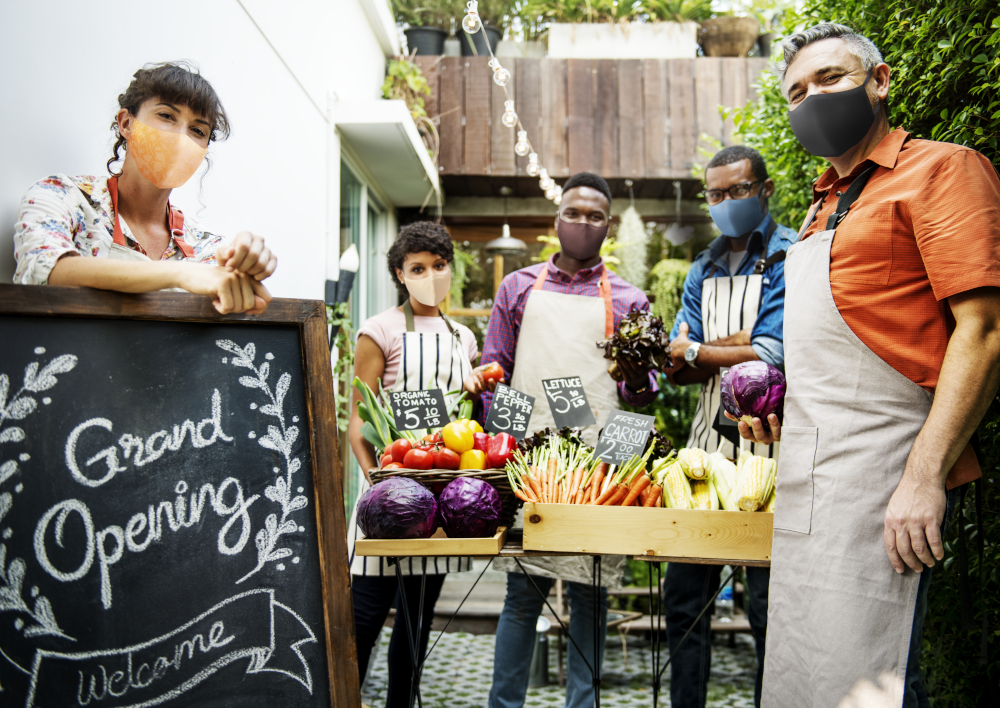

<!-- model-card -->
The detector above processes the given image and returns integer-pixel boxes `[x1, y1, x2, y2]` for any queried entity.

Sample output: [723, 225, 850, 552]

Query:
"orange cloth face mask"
[126, 119, 208, 189]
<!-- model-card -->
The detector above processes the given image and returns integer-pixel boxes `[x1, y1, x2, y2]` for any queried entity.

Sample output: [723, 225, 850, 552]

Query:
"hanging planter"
[698, 17, 761, 57]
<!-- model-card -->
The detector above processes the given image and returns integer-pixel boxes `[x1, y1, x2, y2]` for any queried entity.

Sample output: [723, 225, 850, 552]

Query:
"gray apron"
[492, 266, 626, 588]
[762, 226, 929, 707]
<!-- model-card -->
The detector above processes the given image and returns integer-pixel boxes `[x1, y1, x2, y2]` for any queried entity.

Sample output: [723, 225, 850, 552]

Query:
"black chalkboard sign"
[595, 410, 656, 465]
[388, 389, 448, 431]
[541, 376, 596, 429]
[0, 286, 357, 708]
[485, 384, 534, 440]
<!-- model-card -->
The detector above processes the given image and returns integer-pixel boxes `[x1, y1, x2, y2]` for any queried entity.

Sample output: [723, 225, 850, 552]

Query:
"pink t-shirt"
[357, 306, 479, 390]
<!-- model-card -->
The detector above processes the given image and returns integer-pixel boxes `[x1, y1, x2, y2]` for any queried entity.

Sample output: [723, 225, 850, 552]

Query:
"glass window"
[340, 163, 363, 332]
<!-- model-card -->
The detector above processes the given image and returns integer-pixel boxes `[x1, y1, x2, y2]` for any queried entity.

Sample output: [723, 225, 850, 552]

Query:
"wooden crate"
[355, 526, 507, 557]
[522, 504, 772, 562]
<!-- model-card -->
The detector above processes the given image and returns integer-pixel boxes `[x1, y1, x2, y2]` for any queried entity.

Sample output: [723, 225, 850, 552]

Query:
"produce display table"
[359, 532, 770, 708]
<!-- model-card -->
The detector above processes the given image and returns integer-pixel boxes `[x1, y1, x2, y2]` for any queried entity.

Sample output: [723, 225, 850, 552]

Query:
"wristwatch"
[684, 342, 701, 368]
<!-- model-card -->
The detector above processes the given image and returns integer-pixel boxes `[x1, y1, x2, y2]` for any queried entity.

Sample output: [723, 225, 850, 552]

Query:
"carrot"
[567, 467, 584, 503]
[643, 484, 662, 507]
[620, 475, 652, 507]
[514, 488, 533, 503]
[525, 475, 542, 500]
[589, 464, 608, 505]
[594, 482, 621, 506]
[602, 483, 630, 506]
[639, 487, 651, 506]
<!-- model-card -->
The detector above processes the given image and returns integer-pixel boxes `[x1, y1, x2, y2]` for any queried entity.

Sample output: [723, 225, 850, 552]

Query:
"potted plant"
[459, 0, 515, 56]
[695, 1, 768, 57]
[393, 0, 461, 56]
[382, 57, 440, 163]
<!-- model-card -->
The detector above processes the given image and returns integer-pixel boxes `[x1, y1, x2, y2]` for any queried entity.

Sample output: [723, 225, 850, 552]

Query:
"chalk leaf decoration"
[0, 350, 78, 641]
[217, 340, 305, 583]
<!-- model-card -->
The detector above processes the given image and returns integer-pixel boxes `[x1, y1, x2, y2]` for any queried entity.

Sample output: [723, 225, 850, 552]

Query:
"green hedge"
[730, 3, 999, 704]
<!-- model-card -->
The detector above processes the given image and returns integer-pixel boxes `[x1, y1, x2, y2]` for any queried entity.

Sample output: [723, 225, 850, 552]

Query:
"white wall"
[0, 0, 393, 300]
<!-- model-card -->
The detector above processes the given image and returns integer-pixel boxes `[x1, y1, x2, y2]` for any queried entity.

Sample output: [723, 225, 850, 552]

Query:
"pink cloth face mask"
[127, 119, 208, 189]
[404, 269, 452, 307]
[556, 218, 609, 261]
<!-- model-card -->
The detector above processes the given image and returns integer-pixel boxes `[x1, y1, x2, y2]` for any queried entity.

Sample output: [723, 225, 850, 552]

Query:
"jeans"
[489, 573, 608, 708]
[663, 564, 770, 708]
[904, 485, 960, 708]
[351, 572, 446, 708]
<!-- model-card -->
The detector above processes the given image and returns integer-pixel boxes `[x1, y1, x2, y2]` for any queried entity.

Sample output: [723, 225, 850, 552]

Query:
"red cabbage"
[720, 361, 786, 433]
[357, 477, 438, 539]
[437, 478, 502, 538]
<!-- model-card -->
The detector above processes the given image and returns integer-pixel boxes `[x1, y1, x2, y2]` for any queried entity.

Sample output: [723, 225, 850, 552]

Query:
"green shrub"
[730, 3, 999, 703]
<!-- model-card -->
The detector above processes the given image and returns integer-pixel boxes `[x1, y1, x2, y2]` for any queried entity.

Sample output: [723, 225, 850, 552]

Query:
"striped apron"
[347, 300, 474, 576]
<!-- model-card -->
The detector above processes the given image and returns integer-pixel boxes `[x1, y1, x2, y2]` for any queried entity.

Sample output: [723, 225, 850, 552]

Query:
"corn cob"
[658, 461, 692, 509]
[677, 448, 708, 480]
[763, 487, 776, 513]
[736, 456, 777, 511]
[708, 452, 739, 511]
[689, 476, 720, 510]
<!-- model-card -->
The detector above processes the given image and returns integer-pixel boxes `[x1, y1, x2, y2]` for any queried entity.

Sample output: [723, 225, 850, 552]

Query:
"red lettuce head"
[357, 477, 438, 539]
[437, 478, 502, 538]
[720, 361, 786, 433]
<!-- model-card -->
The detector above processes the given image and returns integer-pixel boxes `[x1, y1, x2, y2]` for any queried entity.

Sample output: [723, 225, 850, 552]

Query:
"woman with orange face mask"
[13, 62, 277, 314]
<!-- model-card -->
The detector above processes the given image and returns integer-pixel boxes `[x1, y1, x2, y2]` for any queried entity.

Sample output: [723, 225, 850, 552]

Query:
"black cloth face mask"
[556, 218, 609, 261]
[788, 68, 880, 157]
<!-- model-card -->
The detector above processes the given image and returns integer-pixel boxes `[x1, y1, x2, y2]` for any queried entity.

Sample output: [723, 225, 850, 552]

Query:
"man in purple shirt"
[483, 173, 656, 708]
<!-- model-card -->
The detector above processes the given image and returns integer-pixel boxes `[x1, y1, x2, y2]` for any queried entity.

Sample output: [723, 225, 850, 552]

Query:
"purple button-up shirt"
[479, 254, 658, 421]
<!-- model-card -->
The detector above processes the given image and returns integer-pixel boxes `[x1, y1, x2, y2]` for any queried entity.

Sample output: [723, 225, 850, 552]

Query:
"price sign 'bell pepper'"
[487, 432, 517, 469]
[442, 421, 475, 453]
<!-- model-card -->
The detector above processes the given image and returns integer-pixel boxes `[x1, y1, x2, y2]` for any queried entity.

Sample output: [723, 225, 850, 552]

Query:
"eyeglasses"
[704, 181, 763, 206]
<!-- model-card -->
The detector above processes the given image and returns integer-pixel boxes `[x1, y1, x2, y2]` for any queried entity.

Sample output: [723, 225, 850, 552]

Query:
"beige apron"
[762, 227, 928, 707]
[347, 302, 474, 576]
[492, 266, 626, 588]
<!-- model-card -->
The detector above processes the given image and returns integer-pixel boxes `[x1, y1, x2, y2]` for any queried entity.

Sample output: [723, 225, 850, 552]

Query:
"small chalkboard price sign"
[388, 389, 448, 431]
[541, 376, 595, 429]
[0, 285, 358, 708]
[485, 384, 535, 439]
[595, 410, 656, 465]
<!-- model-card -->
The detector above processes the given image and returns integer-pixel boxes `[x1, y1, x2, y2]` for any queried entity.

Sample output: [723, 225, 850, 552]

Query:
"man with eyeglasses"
[732, 23, 1000, 707]
[662, 144, 797, 708]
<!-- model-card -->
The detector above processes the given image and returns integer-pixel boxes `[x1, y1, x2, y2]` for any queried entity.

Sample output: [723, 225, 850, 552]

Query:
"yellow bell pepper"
[442, 421, 474, 453]
[456, 418, 484, 434]
[459, 449, 487, 470]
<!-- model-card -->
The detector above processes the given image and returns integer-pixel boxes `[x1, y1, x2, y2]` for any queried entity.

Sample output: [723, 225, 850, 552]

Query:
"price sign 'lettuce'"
[720, 361, 786, 434]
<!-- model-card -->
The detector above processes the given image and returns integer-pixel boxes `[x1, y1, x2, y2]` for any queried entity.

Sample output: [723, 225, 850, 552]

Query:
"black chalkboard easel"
[0, 285, 358, 708]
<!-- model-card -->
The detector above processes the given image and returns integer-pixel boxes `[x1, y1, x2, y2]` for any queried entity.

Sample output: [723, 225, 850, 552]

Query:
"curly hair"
[562, 172, 612, 207]
[108, 61, 230, 175]
[386, 221, 455, 297]
[706, 145, 769, 182]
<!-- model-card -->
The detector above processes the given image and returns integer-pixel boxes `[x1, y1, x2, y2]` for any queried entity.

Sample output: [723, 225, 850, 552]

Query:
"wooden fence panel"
[643, 59, 668, 178]
[540, 59, 568, 177]
[491, 57, 516, 175]
[617, 60, 644, 179]
[695, 57, 723, 156]
[746, 58, 771, 105]
[594, 59, 618, 177]
[515, 58, 541, 176]
[438, 57, 464, 174]
[668, 59, 696, 175]
[464, 56, 492, 175]
[720, 57, 747, 146]
[566, 59, 595, 176]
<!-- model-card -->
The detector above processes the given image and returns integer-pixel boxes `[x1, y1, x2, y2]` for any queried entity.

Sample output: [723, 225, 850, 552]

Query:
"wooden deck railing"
[414, 56, 771, 182]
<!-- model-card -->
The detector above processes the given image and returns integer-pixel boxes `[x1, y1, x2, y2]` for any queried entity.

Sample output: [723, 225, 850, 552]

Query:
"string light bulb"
[461, 1, 482, 34]
[501, 100, 518, 129]
[554, 191, 562, 205]
[526, 152, 540, 176]
[515, 131, 530, 157]
[539, 168, 554, 191]
[544, 185, 556, 200]
[489, 58, 511, 87]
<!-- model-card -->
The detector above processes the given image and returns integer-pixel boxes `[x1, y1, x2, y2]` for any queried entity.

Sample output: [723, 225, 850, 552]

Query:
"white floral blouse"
[13, 174, 223, 285]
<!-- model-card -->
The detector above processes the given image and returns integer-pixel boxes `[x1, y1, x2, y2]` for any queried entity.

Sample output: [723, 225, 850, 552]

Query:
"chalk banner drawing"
[0, 318, 331, 707]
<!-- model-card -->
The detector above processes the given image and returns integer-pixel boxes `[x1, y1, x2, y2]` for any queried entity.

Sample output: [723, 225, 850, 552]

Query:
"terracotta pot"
[698, 17, 761, 57]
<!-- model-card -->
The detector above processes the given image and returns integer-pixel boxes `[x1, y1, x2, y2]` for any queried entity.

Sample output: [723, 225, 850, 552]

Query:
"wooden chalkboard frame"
[0, 284, 360, 708]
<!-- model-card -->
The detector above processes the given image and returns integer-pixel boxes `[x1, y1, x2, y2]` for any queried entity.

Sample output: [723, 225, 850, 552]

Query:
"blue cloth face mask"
[708, 194, 765, 237]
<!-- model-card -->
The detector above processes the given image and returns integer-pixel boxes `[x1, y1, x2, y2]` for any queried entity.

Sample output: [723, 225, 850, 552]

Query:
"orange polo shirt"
[801, 128, 1000, 489]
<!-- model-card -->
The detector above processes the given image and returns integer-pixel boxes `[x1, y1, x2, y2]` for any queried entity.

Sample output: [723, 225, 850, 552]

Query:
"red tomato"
[379, 453, 394, 468]
[482, 362, 504, 383]
[434, 447, 461, 470]
[430, 432, 444, 444]
[403, 448, 434, 470]
[422, 433, 435, 442]
[390, 439, 412, 463]
[383, 462, 404, 469]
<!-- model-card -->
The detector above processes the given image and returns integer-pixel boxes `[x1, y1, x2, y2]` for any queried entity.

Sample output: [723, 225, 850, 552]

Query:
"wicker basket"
[369, 468, 521, 528]
[698, 17, 761, 57]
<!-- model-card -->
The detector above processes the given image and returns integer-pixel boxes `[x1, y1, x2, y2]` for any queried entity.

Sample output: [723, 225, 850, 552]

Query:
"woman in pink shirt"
[347, 221, 501, 707]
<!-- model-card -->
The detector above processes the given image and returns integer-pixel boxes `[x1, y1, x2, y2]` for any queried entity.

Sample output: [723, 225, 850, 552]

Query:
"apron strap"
[108, 175, 195, 258]
[533, 266, 614, 338]
[402, 298, 461, 338]
[798, 164, 879, 238]
[753, 218, 784, 275]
